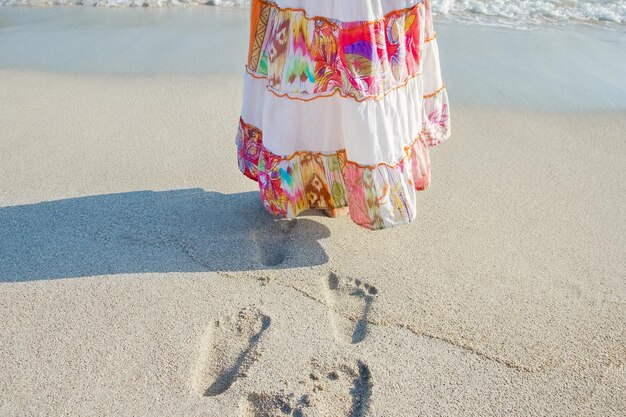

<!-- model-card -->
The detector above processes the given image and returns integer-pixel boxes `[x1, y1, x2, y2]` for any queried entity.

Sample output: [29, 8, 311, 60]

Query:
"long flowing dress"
[235, 0, 451, 230]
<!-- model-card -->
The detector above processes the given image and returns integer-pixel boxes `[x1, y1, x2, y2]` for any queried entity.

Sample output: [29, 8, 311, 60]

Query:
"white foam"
[207, 0, 249, 6]
[1, 0, 625, 29]
[432, 0, 626, 28]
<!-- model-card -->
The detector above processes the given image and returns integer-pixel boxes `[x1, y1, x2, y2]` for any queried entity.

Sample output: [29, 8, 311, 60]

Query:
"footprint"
[350, 362, 373, 417]
[251, 219, 297, 267]
[302, 360, 373, 416]
[240, 360, 373, 417]
[239, 392, 306, 417]
[323, 273, 378, 344]
[193, 307, 271, 397]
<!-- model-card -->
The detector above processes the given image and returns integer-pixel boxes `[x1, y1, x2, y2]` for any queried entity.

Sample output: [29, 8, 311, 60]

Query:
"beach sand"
[1, 6, 625, 417]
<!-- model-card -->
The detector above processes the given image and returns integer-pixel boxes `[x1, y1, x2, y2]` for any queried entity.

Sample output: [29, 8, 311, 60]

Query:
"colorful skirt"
[236, 0, 451, 230]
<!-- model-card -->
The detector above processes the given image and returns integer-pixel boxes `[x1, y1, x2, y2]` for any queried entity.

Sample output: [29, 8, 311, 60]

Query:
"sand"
[1, 6, 625, 417]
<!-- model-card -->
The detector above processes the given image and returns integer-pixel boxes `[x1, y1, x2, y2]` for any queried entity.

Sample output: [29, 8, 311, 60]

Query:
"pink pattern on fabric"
[236, 118, 438, 230]
[254, 2, 424, 101]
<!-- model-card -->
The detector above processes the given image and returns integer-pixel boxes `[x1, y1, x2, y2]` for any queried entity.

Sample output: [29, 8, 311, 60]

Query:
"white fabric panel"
[241, 70, 426, 166]
[423, 38, 444, 95]
[271, 0, 423, 22]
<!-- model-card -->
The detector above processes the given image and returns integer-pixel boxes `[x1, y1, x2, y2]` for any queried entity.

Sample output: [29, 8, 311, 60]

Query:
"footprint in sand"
[239, 392, 305, 417]
[251, 219, 297, 267]
[193, 307, 271, 397]
[323, 273, 378, 344]
[305, 360, 373, 417]
[239, 360, 373, 417]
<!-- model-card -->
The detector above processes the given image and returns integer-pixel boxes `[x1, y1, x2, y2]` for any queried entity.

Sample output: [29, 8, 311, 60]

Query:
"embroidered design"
[236, 118, 441, 230]
[249, 0, 424, 102]
[421, 87, 451, 146]
[249, 1, 272, 71]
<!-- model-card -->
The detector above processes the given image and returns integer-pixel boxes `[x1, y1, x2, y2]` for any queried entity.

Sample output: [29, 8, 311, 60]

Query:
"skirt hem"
[237, 118, 435, 230]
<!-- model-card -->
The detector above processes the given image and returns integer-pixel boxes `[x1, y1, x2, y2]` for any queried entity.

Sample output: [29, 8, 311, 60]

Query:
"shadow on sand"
[0, 189, 330, 282]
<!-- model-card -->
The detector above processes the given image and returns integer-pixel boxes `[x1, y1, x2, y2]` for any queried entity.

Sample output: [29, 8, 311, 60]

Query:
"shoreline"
[0, 6, 625, 111]
[2, 2, 626, 30]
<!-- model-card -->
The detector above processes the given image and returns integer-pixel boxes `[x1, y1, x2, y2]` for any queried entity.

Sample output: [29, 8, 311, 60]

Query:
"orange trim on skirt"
[248, 0, 262, 64]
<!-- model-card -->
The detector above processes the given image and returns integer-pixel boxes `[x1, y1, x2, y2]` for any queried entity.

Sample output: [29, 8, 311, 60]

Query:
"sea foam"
[1, 0, 625, 29]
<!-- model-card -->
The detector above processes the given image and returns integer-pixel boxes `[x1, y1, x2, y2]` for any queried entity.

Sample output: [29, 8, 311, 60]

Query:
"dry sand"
[1, 5, 626, 415]
[1, 69, 624, 416]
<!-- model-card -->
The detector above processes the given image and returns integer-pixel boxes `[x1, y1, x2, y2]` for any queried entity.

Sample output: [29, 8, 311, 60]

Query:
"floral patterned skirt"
[236, 0, 451, 230]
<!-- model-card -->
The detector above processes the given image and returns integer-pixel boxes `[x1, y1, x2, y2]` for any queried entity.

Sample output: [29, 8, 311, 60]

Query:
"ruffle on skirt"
[236, 0, 451, 230]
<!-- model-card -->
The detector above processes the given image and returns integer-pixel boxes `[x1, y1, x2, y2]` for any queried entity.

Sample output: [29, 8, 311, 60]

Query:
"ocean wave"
[2, 0, 624, 28]
[433, 0, 625, 27]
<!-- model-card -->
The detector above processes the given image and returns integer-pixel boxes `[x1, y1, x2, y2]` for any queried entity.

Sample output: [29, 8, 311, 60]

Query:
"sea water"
[0, 3, 624, 111]
[1, 0, 625, 30]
